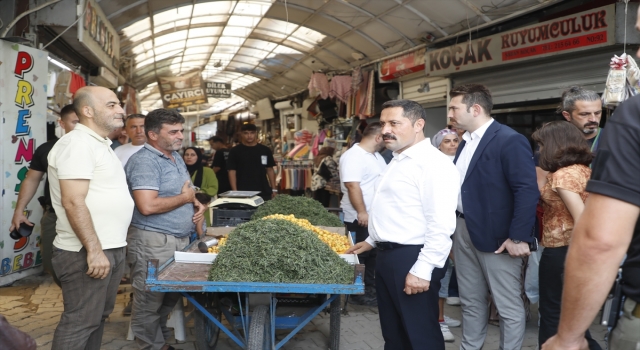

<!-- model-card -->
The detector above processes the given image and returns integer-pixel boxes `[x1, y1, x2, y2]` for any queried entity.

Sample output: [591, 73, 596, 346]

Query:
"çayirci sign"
[0, 42, 48, 285]
[158, 71, 207, 109]
[426, 4, 615, 76]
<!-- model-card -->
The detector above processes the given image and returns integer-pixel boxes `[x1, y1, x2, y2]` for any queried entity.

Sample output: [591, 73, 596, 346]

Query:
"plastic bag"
[602, 54, 628, 108]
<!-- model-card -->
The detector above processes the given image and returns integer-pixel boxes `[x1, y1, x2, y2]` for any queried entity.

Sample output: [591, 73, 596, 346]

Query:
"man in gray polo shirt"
[124, 108, 205, 350]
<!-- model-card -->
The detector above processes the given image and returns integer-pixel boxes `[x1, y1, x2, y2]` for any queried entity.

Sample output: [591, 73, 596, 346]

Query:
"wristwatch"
[511, 239, 522, 244]
[272, 189, 278, 192]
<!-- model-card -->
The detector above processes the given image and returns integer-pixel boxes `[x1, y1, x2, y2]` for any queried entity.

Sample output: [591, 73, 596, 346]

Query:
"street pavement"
[1, 272, 608, 350]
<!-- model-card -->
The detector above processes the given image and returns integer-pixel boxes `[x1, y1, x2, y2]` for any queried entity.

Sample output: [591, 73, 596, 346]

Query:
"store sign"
[158, 71, 207, 109]
[426, 4, 615, 76]
[77, 0, 120, 71]
[379, 48, 426, 81]
[205, 82, 232, 98]
[0, 42, 47, 285]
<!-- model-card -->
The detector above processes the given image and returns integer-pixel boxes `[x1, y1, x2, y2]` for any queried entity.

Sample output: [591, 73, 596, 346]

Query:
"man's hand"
[541, 335, 588, 350]
[182, 180, 195, 203]
[357, 212, 369, 227]
[345, 241, 373, 255]
[404, 273, 430, 295]
[193, 200, 206, 223]
[271, 191, 277, 199]
[86, 250, 111, 279]
[10, 211, 34, 233]
[495, 239, 531, 257]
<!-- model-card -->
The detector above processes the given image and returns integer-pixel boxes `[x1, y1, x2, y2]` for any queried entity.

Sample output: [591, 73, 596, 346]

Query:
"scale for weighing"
[209, 191, 264, 209]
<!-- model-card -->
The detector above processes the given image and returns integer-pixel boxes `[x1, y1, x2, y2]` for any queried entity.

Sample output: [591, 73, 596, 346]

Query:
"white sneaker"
[440, 323, 455, 342]
[444, 315, 461, 327]
[446, 297, 461, 306]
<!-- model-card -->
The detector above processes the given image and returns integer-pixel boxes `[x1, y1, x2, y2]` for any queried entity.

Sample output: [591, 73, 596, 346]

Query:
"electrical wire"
[42, 4, 87, 50]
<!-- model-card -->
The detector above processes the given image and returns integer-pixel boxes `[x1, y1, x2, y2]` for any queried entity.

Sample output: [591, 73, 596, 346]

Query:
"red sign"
[503, 31, 608, 61]
[379, 48, 426, 81]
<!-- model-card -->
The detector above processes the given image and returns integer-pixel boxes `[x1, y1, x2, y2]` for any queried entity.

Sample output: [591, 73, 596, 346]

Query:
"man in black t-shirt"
[9, 104, 78, 287]
[227, 124, 277, 202]
[208, 136, 231, 194]
[541, 92, 640, 349]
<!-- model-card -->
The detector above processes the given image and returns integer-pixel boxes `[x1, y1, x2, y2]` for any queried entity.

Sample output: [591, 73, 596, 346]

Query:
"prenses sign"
[426, 5, 615, 76]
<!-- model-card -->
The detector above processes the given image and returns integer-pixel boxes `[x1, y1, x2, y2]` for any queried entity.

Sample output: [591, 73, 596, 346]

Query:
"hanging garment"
[329, 75, 353, 102]
[308, 73, 330, 99]
[69, 72, 86, 97]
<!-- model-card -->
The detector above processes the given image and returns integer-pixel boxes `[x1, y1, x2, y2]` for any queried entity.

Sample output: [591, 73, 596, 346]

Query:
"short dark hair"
[362, 122, 382, 138]
[559, 86, 600, 114]
[531, 121, 593, 172]
[60, 104, 76, 120]
[449, 84, 493, 114]
[380, 99, 426, 125]
[208, 136, 224, 143]
[240, 123, 257, 132]
[125, 113, 145, 126]
[144, 109, 184, 137]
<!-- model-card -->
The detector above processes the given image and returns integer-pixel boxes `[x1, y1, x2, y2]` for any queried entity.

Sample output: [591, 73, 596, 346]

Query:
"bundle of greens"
[208, 219, 353, 284]
[251, 195, 343, 227]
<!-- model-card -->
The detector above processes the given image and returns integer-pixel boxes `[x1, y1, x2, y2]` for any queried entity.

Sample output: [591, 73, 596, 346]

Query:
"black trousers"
[539, 246, 602, 350]
[376, 245, 447, 350]
[345, 220, 376, 287]
[313, 188, 331, 207]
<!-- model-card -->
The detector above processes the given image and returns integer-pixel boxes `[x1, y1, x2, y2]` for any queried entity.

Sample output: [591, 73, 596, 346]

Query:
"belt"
[456, 210, 465, 219]
[375, 242, 422, 251]
[633, 302, 640, 318]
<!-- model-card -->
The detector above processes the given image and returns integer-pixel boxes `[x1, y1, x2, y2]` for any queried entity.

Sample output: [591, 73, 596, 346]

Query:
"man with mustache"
[339, 121, 387, 306]
[124, 108, 206, 350]
[47, 86, 134, 349]
[346, 100, 459, 349]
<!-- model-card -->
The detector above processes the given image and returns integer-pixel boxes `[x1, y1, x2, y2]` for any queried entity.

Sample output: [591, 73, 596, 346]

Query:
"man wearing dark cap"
[226, 123, 277, 201]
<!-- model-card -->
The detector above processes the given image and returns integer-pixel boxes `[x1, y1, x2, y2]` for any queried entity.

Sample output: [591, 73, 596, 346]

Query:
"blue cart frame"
[144, 257, 365, 350]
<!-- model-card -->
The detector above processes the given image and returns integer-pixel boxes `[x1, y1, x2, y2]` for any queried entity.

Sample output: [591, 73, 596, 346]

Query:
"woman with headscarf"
[432, 128, 460, 161]
[431, 128, 462, 342]
[311, 146, 339, 207]
[183, 147, 218, 197]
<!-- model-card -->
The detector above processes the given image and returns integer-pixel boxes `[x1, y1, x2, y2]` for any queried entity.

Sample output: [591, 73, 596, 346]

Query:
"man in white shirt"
[339, 121, 387, 306]
[114, 114, 146, 166]
[47, 86, 134, 349]
[449, 84, 538, 350]
[347, 99, 459, 350]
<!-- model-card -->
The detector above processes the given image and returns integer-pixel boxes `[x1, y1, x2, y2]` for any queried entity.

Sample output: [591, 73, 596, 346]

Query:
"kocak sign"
[426, 4, 615, 76]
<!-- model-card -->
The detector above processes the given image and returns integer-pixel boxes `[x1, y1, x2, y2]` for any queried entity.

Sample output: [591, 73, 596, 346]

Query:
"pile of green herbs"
[251, 195, 343, 226]
[208, 219, 353, 284]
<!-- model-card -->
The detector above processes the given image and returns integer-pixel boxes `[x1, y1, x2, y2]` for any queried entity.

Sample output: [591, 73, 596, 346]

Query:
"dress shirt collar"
[74, 123, 112, 146]
[391, 138, 431, 160]
[462, 118, 494, 142]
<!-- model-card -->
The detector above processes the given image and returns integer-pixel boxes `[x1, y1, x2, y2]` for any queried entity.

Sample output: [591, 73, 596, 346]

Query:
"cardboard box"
[206, 226, 236, 237]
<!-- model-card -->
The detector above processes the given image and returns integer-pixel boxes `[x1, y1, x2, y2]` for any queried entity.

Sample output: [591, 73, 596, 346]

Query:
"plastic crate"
[211, 207, 256, 227]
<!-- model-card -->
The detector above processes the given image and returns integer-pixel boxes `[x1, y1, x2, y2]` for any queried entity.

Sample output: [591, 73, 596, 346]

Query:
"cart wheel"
[329, 296, 341, 350]
[247, 305, 272, 350]
[194, 306, 221, 350]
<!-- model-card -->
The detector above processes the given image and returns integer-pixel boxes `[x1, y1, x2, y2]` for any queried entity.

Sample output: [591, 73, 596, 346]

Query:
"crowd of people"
[5, 50, 640, 350]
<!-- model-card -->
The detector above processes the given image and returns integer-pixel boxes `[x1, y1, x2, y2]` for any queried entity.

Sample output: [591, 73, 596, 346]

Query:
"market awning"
[99, 0, 563, 108]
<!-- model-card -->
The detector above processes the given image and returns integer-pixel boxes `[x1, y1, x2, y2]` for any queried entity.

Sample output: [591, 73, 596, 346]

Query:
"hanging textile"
[277, 160, 313, 191]
[355, 70, 375, 119]
[329, 75, 353, 102]
[308, 73, 330, 99]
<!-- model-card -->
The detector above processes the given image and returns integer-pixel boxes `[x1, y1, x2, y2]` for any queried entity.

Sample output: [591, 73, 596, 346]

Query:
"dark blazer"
[454, 121, 539, 252]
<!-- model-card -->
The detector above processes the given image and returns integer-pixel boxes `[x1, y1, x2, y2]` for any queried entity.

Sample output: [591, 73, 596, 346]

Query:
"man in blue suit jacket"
[449, 84, 539, 350]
